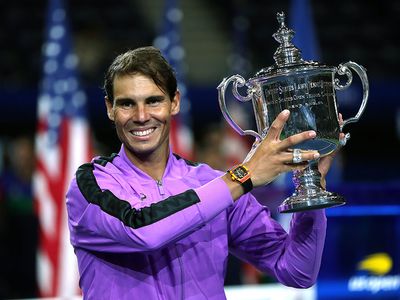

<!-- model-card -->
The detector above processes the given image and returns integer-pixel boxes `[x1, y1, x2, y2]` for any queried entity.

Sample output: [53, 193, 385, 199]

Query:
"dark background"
[1, 0, 399, 182]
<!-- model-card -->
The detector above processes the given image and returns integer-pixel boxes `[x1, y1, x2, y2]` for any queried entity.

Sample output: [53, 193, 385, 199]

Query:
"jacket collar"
[117, 144, 178, 181]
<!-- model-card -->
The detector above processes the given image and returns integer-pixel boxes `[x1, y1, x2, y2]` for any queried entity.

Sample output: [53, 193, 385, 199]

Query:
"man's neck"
[124, 147, 169, 181]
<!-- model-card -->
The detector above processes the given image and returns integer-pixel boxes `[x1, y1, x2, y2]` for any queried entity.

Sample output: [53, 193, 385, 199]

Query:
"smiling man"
[105, 72, 179, 179]
[66, 47, 335, 299]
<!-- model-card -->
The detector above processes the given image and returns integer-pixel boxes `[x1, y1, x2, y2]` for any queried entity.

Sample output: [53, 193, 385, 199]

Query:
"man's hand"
[318, 113, 346, 189]
[245, 109, 320, 187]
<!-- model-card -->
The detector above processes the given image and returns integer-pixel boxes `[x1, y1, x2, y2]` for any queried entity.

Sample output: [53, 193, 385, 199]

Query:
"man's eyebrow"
[113, 95, 166, 104]
[114, 97, 134, 103]
[146, 95, 165, 101]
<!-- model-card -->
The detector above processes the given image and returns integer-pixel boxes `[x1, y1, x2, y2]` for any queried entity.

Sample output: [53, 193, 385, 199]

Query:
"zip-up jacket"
[66, 145, 327, 299]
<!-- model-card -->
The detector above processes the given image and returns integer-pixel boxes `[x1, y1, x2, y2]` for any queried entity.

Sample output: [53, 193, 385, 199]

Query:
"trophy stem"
[278, 160, 345, 213]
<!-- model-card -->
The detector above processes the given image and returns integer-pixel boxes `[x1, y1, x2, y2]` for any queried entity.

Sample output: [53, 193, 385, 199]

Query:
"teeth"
[132, 128, 155, 136]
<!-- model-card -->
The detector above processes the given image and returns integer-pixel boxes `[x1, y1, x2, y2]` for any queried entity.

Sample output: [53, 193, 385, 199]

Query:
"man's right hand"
[245, 109, 320, 188]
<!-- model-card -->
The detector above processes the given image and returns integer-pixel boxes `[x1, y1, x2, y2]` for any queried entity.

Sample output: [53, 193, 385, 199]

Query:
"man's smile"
[130, 127, 156, 137]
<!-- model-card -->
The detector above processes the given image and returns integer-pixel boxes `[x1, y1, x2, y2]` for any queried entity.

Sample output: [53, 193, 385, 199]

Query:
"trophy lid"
[253, 12, 322, 79]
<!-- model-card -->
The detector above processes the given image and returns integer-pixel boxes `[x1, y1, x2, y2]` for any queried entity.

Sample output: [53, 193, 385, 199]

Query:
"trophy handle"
[217, 75, 262, 141]
[334, 61, 369, 130]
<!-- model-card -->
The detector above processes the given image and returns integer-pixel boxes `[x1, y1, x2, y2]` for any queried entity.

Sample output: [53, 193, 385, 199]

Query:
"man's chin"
[124, 143, 157, 158]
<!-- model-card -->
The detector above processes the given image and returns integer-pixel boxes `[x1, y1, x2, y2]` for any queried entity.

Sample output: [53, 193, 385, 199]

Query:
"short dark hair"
[104, 46, 177, 103]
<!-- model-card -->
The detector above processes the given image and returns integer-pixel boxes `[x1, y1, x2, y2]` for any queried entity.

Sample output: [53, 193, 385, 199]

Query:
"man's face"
[105, 74, 180, 161]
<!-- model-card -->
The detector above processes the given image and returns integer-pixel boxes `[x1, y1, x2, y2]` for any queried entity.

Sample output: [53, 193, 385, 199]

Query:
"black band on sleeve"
[75, 163, 200, 229]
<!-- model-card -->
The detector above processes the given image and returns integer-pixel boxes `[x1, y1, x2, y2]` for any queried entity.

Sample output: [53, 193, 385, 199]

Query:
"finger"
[338, 113, 344, 125]
[281, 150, 320, 164]
[318, 154, 335, 177]
[265, 109, 290, 141]
[320, 153, 335, 165]
[279, 130, 317, 150]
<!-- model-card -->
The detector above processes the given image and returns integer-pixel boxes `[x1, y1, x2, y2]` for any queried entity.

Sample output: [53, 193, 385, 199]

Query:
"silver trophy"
[217, 12, 369, 213]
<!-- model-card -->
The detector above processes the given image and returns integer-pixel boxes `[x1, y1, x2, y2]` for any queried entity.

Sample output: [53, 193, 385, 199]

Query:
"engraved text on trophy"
[262, 72, 340, 155]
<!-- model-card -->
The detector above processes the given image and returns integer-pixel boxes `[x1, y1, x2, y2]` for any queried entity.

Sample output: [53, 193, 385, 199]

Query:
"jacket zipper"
[156, 181, 184, 298]
[156, 180, 165, 196]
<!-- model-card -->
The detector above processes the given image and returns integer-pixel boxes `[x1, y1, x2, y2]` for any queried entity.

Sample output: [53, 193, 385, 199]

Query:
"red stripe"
[35, 119, 70, 296]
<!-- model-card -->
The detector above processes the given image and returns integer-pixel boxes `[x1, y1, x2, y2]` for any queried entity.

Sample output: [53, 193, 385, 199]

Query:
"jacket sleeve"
[66, 166, 233, 253]
[228, 194, 327, 288]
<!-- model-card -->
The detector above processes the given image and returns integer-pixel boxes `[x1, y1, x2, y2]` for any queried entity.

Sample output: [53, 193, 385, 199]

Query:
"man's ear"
[171, 90, 181, 116]
[105, 96, 114, 121]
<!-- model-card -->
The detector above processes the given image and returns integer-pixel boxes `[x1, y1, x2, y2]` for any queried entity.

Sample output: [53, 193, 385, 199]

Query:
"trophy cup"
[217, 12, 369, 213]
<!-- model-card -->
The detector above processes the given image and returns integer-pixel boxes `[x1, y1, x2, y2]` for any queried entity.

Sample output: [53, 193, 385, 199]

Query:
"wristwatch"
[228, 164, 253, 194]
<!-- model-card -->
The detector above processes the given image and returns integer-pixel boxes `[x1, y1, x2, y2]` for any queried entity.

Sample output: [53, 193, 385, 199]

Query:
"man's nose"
[135, 104, 150, 122]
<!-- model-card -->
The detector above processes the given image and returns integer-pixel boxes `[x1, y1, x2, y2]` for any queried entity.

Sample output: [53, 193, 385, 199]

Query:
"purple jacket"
[66, 145, 327, 299]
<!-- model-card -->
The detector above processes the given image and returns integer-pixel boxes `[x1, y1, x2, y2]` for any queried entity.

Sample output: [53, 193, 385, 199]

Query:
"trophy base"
[278, 190, 345, 213]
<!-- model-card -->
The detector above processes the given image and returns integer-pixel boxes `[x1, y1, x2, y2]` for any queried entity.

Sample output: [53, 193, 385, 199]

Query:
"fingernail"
[309, 131, 316, 138]
[314, 152, 320, 159]
[282, 109, 290, 116]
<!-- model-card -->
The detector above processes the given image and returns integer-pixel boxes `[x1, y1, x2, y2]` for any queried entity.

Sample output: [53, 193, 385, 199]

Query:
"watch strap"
[240, 177, 253, 194]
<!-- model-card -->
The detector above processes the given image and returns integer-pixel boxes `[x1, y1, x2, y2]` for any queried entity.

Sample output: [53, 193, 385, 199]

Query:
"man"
[67, 46, 336, 299]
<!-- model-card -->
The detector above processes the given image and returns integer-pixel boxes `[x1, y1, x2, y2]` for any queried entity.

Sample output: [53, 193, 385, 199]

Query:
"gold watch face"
[232, 165, 248, 179]
[229, 164, 252, 192]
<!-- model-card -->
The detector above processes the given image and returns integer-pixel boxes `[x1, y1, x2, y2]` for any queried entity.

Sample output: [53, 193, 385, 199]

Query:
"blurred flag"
[33, 0, 93, 297]
[153, 0, 193, 159]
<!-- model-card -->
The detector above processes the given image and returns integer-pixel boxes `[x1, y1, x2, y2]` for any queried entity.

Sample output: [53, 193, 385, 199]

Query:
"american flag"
[33, 0, 93, 297]
[153, 0, 193, 160]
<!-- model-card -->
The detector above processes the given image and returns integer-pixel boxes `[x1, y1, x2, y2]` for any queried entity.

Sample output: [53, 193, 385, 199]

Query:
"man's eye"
[148, 99, 161, 106]
[120, 101, 133, 108]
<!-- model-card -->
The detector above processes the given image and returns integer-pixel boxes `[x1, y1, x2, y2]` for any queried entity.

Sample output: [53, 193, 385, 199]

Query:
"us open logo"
[348, 253, 400, 294]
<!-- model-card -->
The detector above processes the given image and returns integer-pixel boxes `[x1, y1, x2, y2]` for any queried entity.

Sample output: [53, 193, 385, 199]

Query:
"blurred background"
[0, 0, 399, 299]
[1, 0, 399, 178]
